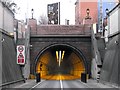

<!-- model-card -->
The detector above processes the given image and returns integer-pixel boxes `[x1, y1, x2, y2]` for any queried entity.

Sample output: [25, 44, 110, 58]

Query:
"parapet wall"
[100, 34, 120, 86]
[1, 32, 24, 87]
[30, 25, 91, 36]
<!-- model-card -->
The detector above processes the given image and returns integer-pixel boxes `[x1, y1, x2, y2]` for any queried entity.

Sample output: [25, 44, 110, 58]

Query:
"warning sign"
[17, 45, 25, 65]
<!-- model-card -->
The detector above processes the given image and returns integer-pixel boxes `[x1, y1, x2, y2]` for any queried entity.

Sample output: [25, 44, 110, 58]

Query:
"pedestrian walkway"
[81, 79, 119, 88]
[13, 79, 44, 88]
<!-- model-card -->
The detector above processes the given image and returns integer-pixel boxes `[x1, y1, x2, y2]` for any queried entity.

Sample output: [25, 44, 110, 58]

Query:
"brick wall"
[30, 25, 91, 35]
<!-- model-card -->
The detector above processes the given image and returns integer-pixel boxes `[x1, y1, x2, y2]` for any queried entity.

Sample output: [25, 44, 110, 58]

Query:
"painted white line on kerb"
[78, 80, 90, 88]
[60, 76, 63, 90]
[15, 82, 30, 88]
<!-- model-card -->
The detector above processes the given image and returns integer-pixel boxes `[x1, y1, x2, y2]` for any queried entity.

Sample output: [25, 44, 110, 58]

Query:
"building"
[103, 2, 119, 42]
[75, 0, 98, 25]
[98, 0, 118, 32]
[0, 1, 14, 34]
[107, 3, 120, 37]
[75, 0, 118, 27]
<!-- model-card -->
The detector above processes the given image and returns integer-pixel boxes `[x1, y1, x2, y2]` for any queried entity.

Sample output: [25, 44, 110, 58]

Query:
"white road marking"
[60, 76, 63, 90]
[29, 80, 45, 90]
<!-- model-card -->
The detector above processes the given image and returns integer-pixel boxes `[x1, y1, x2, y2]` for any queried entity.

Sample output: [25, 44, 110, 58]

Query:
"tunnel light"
[59, 51, 62, 61]
[58, 51, 62, 67]
[56, 50, 65, 67]
[56, 51, 58, 62]
[62, 51, 65, 60]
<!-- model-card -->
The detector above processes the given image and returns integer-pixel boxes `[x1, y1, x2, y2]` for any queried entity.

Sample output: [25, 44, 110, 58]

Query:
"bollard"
[36, 73, 41, 83]
[81, 73, 87, 83]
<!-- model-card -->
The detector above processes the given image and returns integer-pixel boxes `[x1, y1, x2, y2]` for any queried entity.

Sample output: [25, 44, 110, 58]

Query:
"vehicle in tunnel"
[35, 44, 88, 80]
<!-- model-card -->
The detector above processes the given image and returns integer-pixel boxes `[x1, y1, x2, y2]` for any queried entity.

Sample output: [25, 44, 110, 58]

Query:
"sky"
[14, 0, 118, 25]
[15, 0, 77, 25]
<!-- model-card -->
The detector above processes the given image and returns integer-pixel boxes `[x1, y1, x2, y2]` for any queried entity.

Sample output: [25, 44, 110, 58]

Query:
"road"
[13, 79, 116, 89]
[30, 80, 90, 89]
[13, 75, 116, 89]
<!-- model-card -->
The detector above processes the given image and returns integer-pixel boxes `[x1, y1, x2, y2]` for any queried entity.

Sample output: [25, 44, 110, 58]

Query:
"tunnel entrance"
[35, 44, 87, 80]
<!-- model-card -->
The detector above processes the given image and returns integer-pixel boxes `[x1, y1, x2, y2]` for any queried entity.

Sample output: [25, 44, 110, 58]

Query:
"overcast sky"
[14, 0, 118, 25]
[15, 0, 77, 25]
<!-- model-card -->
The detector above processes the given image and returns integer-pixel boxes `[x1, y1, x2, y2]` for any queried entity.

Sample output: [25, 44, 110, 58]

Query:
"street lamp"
[31, 8, 34, 19]
[86, 8, 90, 16]
[85, 8, 91, 19]
[105, 8, 109, 17]
[102, 8, 109, 36]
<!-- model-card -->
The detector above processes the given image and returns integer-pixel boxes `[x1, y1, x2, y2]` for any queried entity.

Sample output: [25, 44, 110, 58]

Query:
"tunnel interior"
[36, 45, 86, 80]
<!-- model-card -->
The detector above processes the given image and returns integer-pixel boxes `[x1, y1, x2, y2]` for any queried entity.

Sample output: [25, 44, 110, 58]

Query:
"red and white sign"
[17, 45, 25, 65]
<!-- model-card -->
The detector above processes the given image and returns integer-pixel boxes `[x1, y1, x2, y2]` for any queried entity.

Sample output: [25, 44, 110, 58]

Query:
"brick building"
[75, 0, 98, 25]
[75, 0, 118, 25]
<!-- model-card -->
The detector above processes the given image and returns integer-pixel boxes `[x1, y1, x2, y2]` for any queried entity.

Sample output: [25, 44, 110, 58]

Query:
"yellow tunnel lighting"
[35, 48, 86, 80]
[56, 51, 58, 62]
[56, 50, 65, 66]
[58, 51, 62, 67]
[62, 51, 65, 60]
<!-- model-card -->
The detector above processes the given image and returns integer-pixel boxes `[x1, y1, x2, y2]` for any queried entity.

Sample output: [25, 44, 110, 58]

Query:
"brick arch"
[34, 43, 88, 75]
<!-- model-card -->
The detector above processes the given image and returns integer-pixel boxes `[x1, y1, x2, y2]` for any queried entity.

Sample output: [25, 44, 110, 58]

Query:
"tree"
[1, 0, 20, 13]
[38, 15, 48, 25]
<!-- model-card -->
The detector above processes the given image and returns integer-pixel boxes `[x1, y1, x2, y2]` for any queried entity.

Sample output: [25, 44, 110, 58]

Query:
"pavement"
[13, 79, 45, 88]
[82, 79, 118, 88]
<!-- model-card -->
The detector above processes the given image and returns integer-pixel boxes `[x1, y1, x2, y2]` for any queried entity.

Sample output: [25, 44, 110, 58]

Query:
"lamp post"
[105, 8, 109, 26]
[85, 8, 91, 20]
[105, 8, 109, 17]
[103, 8, 109, 37]
[83, 8, 92, 25]
[31, 8, 34, 19]
[86, 8, 90, 17]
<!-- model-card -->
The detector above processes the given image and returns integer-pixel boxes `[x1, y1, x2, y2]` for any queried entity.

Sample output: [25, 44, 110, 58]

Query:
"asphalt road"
[31, 80, 90, 89]
[62, 80, 89, 88]
[34, 80, 61, 88]
[13, 79, 117, 89]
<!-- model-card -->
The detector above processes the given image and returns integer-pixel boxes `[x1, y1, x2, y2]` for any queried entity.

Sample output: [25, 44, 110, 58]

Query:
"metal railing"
[0, 79, 25, 87]
[91, 27, 102, 80]
[91, 28, 102, 66]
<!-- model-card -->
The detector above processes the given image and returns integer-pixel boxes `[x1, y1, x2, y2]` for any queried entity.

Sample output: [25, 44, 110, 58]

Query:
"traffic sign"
[17, 45, 25, 65]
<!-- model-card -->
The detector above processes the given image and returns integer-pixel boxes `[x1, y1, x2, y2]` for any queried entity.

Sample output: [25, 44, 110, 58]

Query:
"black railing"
[91, 28, 102, 65]
[0, 79, 25, 87]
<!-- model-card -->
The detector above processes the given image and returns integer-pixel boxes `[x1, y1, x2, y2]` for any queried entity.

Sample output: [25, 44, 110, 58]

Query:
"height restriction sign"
[17, 45, 25, 65]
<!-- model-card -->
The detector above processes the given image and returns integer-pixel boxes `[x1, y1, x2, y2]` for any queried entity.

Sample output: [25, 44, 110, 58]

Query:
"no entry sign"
[17, 45, 25, 65]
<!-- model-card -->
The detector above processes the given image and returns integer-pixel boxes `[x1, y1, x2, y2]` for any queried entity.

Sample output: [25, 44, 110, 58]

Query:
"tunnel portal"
[35, 44, 87, 80]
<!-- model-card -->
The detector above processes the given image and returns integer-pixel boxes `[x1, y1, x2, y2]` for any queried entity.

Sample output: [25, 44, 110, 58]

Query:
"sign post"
[17, 45, 25, 65]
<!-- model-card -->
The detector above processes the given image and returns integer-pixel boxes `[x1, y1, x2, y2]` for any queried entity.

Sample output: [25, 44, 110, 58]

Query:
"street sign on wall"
[17, 45, 25, 65]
